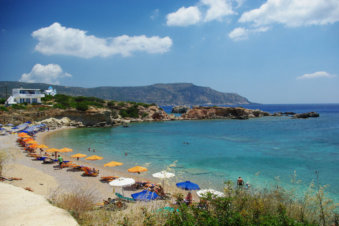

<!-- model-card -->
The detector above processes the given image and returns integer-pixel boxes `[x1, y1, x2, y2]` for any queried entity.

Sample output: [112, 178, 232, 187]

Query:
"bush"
[118, 102, 126, 107]
[0, 106, 8, 111]
[53, 103, 67, 109]
[120, 105, 139, 118]
[0, 98, 6, 104]
[41, 95, 54, 102]
[107, 101, 116, 108]
[51, 189, 96, 221]
[11, 104, 26, 110]
[76, 102, 89, 111]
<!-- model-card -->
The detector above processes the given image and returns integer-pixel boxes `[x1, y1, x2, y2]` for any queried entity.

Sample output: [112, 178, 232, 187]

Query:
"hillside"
[0, 81, 251, 105]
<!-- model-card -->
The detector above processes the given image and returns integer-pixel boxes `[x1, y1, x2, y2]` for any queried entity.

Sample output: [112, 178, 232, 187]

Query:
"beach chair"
[115, 193, 135, 203]
[100, 176, 119, 182]
[82, 167, 99, 177]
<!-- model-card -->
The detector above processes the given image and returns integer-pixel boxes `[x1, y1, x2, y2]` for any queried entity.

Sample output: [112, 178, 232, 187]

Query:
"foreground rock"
[0, 182, 78, 226]
[171, 105, 190, 114]
[182, 106, 271, 120]
[292, 112, 320, 119]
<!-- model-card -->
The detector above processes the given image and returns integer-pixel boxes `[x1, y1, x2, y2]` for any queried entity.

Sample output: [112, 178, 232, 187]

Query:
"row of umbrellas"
[18, 132, 225, 199]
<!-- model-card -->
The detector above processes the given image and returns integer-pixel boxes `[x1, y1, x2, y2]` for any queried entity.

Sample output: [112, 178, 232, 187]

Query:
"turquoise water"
[45, 104, 339, 202]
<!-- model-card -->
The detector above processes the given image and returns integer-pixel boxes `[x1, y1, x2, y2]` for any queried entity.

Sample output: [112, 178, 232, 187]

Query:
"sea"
[44, 104, 339, 203]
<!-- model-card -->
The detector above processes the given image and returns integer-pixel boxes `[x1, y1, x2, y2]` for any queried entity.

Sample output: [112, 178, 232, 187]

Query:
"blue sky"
[0, 0, 338, 104]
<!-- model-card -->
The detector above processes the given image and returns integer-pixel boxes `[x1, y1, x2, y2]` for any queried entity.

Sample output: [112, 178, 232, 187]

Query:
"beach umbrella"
[128, 166, 148, 174]
[37, 144, 49, 149]
[176, 181, 200, 190]
[152, 171, 175, 189]
[131, 190, 158, 202]
[46, 148, 60, 160]
[104, 161, 123, 167]
[86, 155, 104, 161]
[59, 147, 73, 153]
[197, 189, 225, 198]
[71, 153, 87, 159]
[18, 133, 30, 138]
[152, 171, 175, 179]
[26, 140, 37, 144]
[109, 177, 135, 196]
[29, 143, 39, 149]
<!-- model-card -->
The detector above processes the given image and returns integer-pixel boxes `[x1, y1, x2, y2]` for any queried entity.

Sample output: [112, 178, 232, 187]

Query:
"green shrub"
[41, 95, 54, 102]
[0, 98, 6, 104]
[0, 106, 8, 111]
[76, 102, 88, 111]
[119, 105, 139, 118]
[118, 102, 126, 107]
[11, 104, 26, 110]
[53, 103, 67, 109]
[142, 112, 148, 118]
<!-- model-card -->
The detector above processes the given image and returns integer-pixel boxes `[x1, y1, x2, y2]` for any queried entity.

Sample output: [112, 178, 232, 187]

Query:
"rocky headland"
[182, 106, 271, 120]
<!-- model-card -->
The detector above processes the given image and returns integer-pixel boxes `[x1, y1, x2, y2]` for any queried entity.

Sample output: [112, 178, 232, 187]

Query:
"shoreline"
[1, 128, 190, 203]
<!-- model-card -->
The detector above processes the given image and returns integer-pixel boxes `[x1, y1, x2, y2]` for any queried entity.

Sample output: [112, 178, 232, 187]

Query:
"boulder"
[171, 106, 190, 114]
[292, 112, 319, 119]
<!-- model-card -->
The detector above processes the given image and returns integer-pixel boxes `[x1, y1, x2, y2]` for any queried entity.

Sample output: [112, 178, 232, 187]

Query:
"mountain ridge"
[0, 81, 252, 105]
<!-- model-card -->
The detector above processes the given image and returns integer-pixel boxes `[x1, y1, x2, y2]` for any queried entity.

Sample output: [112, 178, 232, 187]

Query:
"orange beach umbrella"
[128, 166, 148, 174]
[29, 143, 39, 149]
[37, 144, 49, 149]
[71, 153, 87, 159]
[18, 133, 30, 138]
[85, 155, 104, 161]
[45, 148, 60, 159]
[59, 147, 73, 153]
[26, 140, 37, 144]
[104, 161, 123, 167]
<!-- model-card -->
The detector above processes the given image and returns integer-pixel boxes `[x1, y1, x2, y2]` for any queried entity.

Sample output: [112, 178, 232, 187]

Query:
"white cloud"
[32, 23, 172, 58]
[19, 64, 72, 85]
[166, 6, 202, 26]
[201, 0, 235, 22]
[228, 26, 269, 41]
[297, 71, 336, 80]
[166, 0, 235, 26]
[239, 0, 339, 27]
[151, 9, 160, 20]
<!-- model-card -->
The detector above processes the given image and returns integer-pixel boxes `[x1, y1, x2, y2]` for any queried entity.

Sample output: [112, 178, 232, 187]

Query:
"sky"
[0, 0, 338, 104]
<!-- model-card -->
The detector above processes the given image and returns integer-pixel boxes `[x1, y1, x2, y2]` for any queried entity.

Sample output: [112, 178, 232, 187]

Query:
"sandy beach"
[1, 127, 190, 203]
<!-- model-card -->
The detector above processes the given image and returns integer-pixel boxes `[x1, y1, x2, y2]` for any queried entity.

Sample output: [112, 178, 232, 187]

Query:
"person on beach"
[184, 192, 193, 205]
[93, 149, 96, 152]
[58, 155, 63, 168]
[88, 147, 91, 152]
[237, 177, 244, 188]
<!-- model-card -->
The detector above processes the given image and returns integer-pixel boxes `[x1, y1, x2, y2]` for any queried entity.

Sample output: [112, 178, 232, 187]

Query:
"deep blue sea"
[44, 104, 339, 202]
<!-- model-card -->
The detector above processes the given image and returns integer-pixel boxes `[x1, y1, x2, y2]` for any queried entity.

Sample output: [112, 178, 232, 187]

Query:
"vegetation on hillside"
[49, 175, 338, 226]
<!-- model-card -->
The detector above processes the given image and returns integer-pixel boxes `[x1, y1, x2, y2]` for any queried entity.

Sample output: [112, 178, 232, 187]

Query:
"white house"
[44, 86, 57, 96]
[6, 88, 45, 105]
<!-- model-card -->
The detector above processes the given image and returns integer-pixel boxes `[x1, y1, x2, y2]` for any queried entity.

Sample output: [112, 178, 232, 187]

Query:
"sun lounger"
[100, 176, 119, 182]
[36, 156, 47, 161]
[115, 193, 135, 203]
[82, 167, 99, 177]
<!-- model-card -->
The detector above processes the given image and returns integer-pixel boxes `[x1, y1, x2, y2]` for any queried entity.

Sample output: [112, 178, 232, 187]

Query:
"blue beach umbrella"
[131, 190, 158, 201]
[176, 181, 200, 190]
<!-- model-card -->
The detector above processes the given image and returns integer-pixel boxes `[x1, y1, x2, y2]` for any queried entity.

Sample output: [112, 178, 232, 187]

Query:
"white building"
[44, 86, 57, 96]
[6, 88, 45, 105]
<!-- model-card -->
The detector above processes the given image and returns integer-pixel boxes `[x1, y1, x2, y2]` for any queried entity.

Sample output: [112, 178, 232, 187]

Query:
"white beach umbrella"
[109, 177, 135, 196]
[152, 171, 175, 179]
[152, 171, 175, 189]
[197, 189, 225, 198]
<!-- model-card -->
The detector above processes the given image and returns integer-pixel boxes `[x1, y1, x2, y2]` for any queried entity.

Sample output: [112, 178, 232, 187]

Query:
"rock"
[171, 106, 190, 114]
[292, 112, 319, 119]
[182, 107, 271, 120]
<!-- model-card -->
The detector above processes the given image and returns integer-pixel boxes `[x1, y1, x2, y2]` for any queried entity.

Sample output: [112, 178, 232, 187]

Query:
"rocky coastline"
[0, 105, 320, 129]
